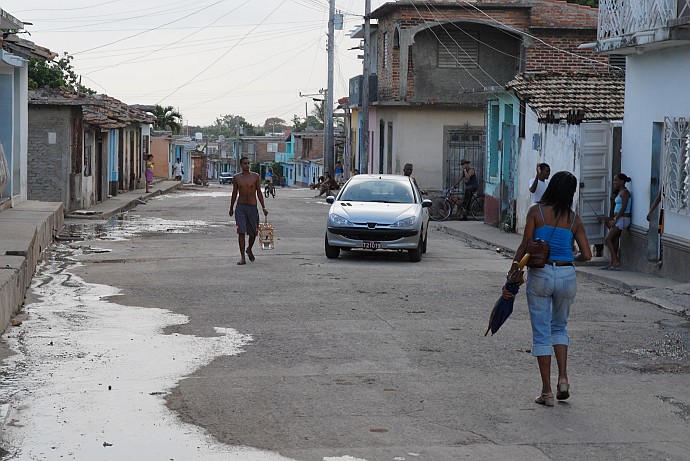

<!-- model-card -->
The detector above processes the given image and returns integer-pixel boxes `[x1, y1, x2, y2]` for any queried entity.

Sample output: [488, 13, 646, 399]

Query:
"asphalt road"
[5, 184, 689, 461]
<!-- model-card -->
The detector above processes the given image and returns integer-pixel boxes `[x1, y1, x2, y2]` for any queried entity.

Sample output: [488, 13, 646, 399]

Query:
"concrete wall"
[27, 106, 76, 208]
[410, 24, 519, 103]
[151, 136, 172, 178]
[0, 201, 63, 333]
[374, 106, 484, 191]
[516, 114, 583, 233]
[620, 45, 690, 282]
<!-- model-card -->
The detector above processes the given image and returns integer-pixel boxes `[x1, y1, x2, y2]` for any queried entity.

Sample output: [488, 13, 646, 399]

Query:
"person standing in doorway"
[145, 154, 154, 193]
[599, 173, 632, 271]
[334, 160, 344, 185]
[229, 157, 268, 265]
[173, 159, 183, 181]
[509, 171, 592, 407]
[529, 163, 551, 204]
[451, 159, 479, 220]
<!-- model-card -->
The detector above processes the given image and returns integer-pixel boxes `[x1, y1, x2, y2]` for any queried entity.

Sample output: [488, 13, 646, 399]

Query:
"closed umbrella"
[484, 253, 530, 336]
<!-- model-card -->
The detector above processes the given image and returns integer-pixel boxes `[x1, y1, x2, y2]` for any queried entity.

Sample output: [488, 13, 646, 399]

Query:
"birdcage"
[259, 218, 274, 250]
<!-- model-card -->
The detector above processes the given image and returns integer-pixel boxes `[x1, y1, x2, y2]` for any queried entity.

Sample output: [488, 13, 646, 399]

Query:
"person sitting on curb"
[315, 172, 338, 197]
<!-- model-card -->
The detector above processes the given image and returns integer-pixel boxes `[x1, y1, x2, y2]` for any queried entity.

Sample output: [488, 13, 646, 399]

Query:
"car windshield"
[339, 180, 414, 203]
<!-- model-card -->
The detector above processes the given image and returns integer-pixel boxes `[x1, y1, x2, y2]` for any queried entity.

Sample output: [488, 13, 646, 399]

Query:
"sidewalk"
[65, 180, 182, 220]
[432, 219, 690, 317]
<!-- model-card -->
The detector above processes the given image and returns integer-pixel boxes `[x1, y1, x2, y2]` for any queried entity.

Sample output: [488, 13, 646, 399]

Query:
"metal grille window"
[444, 128, 485, 191]
[663, 116, 690, 215]
[383, 32, 389, 69]
[438, 30, 479, 69]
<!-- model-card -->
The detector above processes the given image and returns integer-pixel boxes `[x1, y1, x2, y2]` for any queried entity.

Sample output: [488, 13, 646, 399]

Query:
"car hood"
[330, 201, 419, 225]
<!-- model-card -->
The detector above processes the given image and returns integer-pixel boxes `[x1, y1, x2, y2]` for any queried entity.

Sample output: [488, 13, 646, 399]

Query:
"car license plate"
[362, 241, 381, 249]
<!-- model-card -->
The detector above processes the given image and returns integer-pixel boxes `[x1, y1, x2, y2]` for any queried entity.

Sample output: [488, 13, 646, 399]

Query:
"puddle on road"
[0, 246, 296, 461]
[157, 190, 232, 199]
[61, 215, 225, 242]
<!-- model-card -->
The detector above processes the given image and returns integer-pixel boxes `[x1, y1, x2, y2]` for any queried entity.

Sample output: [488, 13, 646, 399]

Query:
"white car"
[324, 174, 432, 262]
[219, 172, 234, 184]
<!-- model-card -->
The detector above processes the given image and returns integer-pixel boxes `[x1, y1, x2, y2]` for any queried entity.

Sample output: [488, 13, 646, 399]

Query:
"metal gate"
[443, 127, 485, 192]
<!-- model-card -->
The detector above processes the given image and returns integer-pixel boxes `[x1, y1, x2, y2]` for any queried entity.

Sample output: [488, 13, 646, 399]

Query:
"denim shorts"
[525, 265, 577, 357]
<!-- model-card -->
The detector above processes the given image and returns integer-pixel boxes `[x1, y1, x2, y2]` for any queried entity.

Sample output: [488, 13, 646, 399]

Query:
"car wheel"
[325, 234, 340, 259]
[408, 236, 423, 262]
[422, 228, 428, 254]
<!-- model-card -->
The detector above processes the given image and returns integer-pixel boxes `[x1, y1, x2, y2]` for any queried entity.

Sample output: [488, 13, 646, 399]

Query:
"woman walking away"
[599, 173, 632, 270]
[508, 171, 592, 407]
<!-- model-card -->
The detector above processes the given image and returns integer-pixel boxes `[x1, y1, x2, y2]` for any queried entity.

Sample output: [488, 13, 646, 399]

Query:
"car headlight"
[329, 213, 353, 227]
[390, 216, 417, 228]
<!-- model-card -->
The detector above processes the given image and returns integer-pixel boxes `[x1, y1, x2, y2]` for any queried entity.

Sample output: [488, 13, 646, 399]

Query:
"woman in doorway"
[599, 173, 632, 271]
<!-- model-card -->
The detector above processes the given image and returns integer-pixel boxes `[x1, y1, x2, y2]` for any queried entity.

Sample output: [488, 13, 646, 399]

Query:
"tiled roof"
[29, 88, 155, 129]
[1, 34, 56, 61]
[506, 73, 625, 124]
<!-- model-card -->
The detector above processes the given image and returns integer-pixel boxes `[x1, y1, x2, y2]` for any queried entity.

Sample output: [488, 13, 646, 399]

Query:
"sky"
[4, 0, 388, 127]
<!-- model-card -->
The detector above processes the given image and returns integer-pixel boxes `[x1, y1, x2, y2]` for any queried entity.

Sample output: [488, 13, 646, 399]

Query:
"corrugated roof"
[29, 88, 155, 129]
[506, 73, 625, 124]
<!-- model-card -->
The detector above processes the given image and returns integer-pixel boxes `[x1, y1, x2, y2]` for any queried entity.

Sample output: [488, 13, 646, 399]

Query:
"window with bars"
[437, 30, 479, 69]
[663, 116, 690, 216]
[383, 32, 389, 69]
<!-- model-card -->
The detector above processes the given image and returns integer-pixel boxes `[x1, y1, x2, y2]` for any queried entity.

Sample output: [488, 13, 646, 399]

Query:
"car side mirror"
[326, 196, 335, 204]
[421, 199, 432, 208]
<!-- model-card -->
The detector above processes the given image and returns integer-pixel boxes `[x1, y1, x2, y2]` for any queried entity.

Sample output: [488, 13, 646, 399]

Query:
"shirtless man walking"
[229, 157, 268, 265]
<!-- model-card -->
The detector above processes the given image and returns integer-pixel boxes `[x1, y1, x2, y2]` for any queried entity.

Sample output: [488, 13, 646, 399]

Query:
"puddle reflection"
[0, 244, 295, 461]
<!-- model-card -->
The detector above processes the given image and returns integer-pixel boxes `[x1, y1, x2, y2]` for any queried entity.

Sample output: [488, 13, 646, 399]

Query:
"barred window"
[437, 30, 479, 69]
[383, 32, 389, 69]
[663, 117, 690, 215]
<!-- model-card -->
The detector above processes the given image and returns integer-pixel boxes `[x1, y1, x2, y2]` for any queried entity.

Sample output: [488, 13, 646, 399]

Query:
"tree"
[311, 100, 325, 128]
[28, 52, 94, 94]
[263, 117, 288, 133]
[153, 105, 182, 134]
[566, 0, 598, 6]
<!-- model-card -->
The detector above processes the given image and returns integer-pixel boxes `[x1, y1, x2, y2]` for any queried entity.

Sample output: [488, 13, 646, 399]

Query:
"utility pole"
[361, 0, 371, 174]
[325, 0, 335, 175]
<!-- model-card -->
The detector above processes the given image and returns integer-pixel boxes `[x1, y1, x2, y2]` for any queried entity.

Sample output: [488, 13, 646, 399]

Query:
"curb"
[434, 222, 689, 316]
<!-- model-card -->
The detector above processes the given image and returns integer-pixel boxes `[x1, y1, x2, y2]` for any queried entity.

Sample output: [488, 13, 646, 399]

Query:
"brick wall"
[27, 106, 76, 207]
[374, 1, 605, 104]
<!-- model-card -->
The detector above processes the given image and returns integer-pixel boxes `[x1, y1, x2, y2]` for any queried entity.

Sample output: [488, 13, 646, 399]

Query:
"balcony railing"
[598, 0, 690, 49]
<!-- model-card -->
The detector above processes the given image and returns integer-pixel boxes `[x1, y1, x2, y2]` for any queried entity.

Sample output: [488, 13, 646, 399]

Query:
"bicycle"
[264, 181, 276, 198]
[429, 189, 484, 221]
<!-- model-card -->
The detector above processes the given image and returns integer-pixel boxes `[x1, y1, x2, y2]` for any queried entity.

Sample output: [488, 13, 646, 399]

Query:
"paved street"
[1, 185, 689, 461]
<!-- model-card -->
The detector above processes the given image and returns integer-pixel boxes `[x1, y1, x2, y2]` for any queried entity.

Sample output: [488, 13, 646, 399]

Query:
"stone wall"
[27, 106, 77, 208]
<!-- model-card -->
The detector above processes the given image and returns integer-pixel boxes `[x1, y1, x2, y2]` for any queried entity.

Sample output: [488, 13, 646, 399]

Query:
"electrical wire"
[83, 0, 253, 75]
[73, 1, 226, 55]
[158, 0, 290, 105]
[454, 0, 613, 73]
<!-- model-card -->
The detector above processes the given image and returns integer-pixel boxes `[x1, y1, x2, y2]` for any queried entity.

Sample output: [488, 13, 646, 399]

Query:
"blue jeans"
[525, 265, 577, 357]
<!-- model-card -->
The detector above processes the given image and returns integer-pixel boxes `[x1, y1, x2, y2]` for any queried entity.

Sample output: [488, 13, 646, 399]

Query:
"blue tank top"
[533, 205, 576, 262]
[614, 192, 631, 214]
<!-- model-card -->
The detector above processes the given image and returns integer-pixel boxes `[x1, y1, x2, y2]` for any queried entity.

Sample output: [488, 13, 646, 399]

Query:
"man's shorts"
[235, 203, 259, 236]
